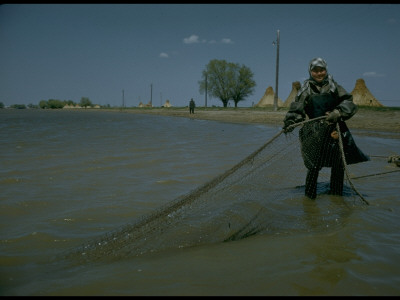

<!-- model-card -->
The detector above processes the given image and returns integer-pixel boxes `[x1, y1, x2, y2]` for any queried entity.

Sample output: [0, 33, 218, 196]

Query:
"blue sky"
[1, 3, 399, 108]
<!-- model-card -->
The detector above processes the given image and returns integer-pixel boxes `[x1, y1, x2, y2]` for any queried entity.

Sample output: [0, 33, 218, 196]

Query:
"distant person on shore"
[189, 98, 195, 114]
[282, 57, 369, 199]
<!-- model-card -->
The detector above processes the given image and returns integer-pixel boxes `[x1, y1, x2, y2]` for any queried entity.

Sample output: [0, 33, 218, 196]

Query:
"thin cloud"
[363, 71, 385, 78]
[387, 18, 397, 24]
[221, 38, 234, 44]
[183, 35, 234, 44]
[183, 35, 200, 44]
[159, 52, 169, 58]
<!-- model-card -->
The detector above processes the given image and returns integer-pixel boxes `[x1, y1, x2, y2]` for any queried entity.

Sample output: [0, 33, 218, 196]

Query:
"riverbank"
[116, 107, 400, 138]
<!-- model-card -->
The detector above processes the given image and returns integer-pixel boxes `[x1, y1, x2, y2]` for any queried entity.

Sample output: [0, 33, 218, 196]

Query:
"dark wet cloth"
[299, 120, 369, 170]
[284, 77, 356, 122]
[284, 78, 369, 171]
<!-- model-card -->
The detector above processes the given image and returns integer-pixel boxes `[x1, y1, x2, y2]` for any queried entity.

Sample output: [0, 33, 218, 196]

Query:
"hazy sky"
[1, 4, 399, 107]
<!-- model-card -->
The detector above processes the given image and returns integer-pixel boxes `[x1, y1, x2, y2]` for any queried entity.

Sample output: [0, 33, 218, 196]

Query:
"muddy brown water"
[1, 109, 399, 296]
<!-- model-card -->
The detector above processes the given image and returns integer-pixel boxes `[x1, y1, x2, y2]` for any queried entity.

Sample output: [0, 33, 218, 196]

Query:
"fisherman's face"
[311, 67, 327, 83]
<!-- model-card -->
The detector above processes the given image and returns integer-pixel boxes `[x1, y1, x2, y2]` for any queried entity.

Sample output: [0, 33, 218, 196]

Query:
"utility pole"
[205, 73, 208, 108]
[150, 83, 153, 106]
[273, 29, 280, 112]
[122, 89, 125, 108]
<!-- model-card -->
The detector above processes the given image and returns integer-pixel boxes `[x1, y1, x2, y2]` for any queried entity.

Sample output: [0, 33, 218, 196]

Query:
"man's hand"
[326, 109, 341, 123]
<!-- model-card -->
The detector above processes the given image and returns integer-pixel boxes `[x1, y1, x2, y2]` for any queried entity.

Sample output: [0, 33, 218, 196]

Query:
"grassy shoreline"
[104, 106, 400, 136]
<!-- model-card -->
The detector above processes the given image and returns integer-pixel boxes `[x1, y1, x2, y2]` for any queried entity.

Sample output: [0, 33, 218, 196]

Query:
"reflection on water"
[299, 196, 360, 295]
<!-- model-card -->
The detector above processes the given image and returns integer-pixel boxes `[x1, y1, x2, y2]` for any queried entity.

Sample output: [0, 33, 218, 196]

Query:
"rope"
[287, 116, 370, 204]
[102, 116, 345, 238]
[287, 116, 371, 204]
[351, 169, 400, 180]
[285, 115, 327, 132]
[336, 122, 370, 205]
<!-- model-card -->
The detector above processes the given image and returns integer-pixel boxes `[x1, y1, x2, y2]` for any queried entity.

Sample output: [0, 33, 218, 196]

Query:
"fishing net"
[63, 117, 381, 265]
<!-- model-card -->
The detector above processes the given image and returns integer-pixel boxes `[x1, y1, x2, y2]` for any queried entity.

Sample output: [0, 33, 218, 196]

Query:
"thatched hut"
[350, 78, 384, 107]
[255, 86, 283, 107]
[139, 101, 153, 108]
[283, 81, 301, 107]
[162, 100, 172, 107]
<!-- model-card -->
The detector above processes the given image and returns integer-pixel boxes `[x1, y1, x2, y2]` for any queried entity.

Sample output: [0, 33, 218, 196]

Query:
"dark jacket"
[284, 77, 369, 170]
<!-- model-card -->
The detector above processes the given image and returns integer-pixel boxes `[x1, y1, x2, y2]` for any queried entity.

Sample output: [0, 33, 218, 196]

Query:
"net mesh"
[62, 117, 374, 265]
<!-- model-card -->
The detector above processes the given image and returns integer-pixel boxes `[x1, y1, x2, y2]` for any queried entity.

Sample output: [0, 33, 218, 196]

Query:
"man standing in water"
[282, 57, 369, 199]
[189, 98, 195, 114]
